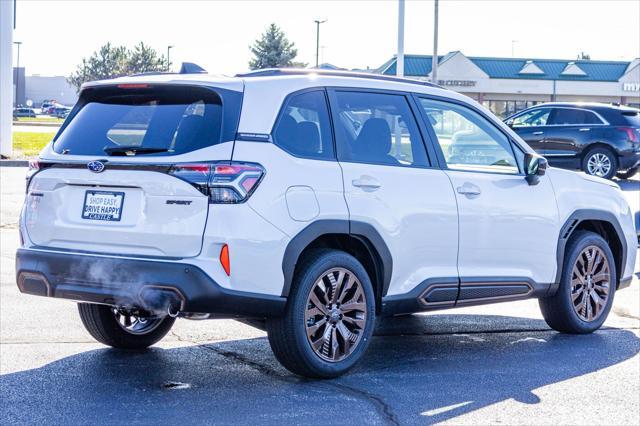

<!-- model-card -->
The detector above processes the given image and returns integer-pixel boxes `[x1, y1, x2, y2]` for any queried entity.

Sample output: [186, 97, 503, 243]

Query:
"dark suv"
[505, 103, 640, 179]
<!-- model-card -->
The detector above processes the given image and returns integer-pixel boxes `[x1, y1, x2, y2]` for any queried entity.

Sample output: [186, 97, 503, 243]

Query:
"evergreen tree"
[68, 42, 167, 92]
[249, 23, 306, 69]
[128, 42, 167, 75]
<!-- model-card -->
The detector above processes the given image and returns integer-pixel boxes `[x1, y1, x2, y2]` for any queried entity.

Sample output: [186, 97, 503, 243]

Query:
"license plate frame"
[81, 190, 125, 222]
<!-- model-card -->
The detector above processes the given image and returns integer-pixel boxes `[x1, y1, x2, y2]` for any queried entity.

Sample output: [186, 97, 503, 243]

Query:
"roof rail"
[235, 68, 443, 88]
[130, 71, 168, 77]
[131, 62, 207, 77]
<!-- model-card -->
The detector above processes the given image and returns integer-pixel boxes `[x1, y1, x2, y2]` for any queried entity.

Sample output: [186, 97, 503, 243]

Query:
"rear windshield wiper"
[103, 146, 169, 156]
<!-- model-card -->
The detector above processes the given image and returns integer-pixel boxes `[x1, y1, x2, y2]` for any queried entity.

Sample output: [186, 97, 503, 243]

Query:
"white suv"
[17, 69, 637, 378]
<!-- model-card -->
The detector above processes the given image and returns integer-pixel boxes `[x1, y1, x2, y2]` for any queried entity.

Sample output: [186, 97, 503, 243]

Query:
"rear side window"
[272, 90, 334, 160]
[548, 108, 602, 125]
[332, 91, 428, 167]
[54, 85, 241, 156]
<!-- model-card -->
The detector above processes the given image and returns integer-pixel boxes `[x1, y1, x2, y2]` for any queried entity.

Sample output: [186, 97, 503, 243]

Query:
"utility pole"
[167, 45, 174, 71]
[397, 0, 405, 76]
[14, 41, 21, 107]
[431, 0, 439, 83]
[314, 19, 327, 68]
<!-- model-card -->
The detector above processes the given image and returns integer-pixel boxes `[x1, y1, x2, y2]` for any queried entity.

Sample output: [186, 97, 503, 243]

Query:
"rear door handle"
[456, 183, 481, 196]
[532, 131, 544, 135]
[352, 176, 381, 191]
[578, 128, 590, 132]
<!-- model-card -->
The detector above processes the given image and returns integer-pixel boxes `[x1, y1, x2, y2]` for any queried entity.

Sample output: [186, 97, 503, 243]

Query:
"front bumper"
[16, 248, 286, 318]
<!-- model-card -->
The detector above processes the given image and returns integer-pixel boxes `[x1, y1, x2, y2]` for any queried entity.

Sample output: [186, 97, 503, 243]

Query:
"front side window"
[53, 85, 237, 156]
[511, 108, 551, 127]
[332, 91, 428, 167]
[548, 108, 602, 125]
[272, 90, 333, 160]
[419, 98, 519, 174]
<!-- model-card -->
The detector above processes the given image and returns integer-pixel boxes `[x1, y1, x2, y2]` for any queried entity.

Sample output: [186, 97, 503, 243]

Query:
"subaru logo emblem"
[87, 161, 105, 173]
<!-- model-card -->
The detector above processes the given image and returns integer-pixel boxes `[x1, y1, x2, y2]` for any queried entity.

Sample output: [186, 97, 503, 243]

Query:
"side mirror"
[524, 153, 547, 186]
[505, 118, 514, 128]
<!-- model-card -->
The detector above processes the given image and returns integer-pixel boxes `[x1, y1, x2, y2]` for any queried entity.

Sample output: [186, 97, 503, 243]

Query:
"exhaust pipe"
[138, 286, 184, 317]
[167, 304, 180, 318]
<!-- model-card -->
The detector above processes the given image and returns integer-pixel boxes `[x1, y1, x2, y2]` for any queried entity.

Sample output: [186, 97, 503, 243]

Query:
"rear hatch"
[24, 81, 243, 258]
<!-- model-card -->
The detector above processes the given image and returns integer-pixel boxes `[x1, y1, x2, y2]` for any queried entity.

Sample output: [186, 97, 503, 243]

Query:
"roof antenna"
[179, 62, 207, 74]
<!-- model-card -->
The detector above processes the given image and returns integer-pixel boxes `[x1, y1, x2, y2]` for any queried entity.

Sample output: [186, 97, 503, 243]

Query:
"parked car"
[40, 101, 55, 114]
[42, 102, 66, 115]
[53, 107, 71, 118]
[12, 107, 37, 118]
[504, 103, 640, 179]
[16, 69, 637, 378]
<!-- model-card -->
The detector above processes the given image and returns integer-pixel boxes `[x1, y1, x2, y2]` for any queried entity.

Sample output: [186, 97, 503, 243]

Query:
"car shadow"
[616, 177, 640, 192]
[1, 314, 639, 425]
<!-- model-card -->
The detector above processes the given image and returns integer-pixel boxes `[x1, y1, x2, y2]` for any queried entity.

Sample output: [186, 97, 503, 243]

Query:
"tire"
[616, 166, 639, 180]
[267, 249, 376, 378]
[582, 147, 617, 180]
[539, 231, 616, 334]
[78, 303, 175, 349]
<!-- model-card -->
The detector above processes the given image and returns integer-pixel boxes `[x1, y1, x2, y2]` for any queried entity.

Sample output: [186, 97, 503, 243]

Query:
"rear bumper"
[618, 151, 640, 171]
[15, 248, 286, 318]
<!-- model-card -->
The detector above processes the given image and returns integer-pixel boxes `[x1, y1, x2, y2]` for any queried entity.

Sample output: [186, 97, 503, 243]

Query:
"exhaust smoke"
[68, 256, 184, 317]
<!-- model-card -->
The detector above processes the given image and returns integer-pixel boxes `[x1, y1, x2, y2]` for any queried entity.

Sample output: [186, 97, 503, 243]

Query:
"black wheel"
[78, 303, 175, 349]
[539, 231, 616, 334]
[582, 147, 617, 180]
[616, 166, 639, 180]
[267, 249, 376, 378]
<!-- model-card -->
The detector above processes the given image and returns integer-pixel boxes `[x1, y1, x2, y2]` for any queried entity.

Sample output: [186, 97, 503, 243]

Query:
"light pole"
[431, 0, 439, 84]
[314, 19, 327, 68]
[13, 41, 21, 107]
[167, 45, 173, 71]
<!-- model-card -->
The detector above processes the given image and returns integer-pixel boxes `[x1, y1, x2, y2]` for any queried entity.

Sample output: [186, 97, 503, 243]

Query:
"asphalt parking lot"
[1, 167, 638, 425]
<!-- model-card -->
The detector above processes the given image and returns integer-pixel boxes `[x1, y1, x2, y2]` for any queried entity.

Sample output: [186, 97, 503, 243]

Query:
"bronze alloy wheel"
[304, 267, 367, 362]
[112, 308, 164, 335]
[571, 245, 611, 322]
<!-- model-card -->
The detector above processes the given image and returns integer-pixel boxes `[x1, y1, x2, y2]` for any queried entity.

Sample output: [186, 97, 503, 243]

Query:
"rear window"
[53, 85, 241, 156]
[589, 107, 640, 126]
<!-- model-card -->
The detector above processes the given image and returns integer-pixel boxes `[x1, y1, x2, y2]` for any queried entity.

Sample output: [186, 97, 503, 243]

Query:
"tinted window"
[54, 85, 240, 156]
[549, 108, 601, 125]
[420, 98, 519, 174]
[273, 90, 333, 159]
[332, 91, 428, 167]
[621, 110, 640, 126]
[511, 108, 551, 127]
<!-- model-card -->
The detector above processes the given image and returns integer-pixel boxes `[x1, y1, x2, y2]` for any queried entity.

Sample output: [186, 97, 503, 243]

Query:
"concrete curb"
[12, 121, 62, 128]
[0, 160, 29, 167]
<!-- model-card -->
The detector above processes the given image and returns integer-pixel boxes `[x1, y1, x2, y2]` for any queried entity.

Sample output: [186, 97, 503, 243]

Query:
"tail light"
[25, 160, 40, 192]
[169, 162, 265, 204]
[617, 127, 639, 143]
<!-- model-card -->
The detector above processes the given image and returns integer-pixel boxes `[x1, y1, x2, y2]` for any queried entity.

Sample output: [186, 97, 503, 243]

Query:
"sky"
[11, 0, 640, 77]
